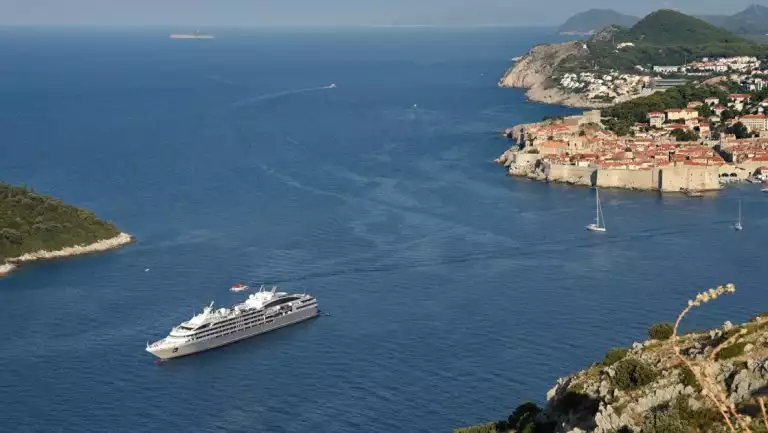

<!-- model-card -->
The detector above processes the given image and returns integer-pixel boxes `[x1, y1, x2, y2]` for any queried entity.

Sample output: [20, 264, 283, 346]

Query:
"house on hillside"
[666, 108, 698, 121]
[739, 114, 768, 132]
[705, 97, 720, 106]
[648, 112, 665, 129]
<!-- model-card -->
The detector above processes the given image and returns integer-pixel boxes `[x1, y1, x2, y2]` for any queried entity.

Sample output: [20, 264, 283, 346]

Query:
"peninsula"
[457, 283, 768, 433]
[500, 10, 765, 107]
[0, 183, 132, 277]
[496, 9, 768, 192]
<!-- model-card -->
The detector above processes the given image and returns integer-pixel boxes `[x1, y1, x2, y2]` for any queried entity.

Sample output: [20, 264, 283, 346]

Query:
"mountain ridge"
[558, 9, 639, 35]
[559, 5, 768, 36]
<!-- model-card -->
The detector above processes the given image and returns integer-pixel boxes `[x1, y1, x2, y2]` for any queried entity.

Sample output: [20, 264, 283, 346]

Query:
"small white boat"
[733, 200, 743, 231]
[586, 188, 607, 232]
[230, 283, 249, 293]
[328, 83, 337, 89]
[762, 186, 768, 193]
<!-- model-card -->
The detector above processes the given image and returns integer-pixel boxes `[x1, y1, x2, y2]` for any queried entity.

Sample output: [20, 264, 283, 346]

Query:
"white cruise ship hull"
[147, 306, 318, 360]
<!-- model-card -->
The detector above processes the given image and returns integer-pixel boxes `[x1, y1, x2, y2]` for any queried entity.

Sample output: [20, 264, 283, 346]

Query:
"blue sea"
[0, 27, 766, 432]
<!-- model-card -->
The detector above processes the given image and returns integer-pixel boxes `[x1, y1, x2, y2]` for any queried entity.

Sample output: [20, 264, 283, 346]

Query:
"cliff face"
[499, 42, 601, 108]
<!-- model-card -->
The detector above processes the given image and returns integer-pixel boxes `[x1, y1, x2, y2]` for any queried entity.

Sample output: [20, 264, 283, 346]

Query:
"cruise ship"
[146, 286, 318, 360]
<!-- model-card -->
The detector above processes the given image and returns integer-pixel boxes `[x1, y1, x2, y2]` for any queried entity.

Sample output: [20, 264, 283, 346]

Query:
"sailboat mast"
[738, 200, 742, 224]
[596, 189, 601, 226]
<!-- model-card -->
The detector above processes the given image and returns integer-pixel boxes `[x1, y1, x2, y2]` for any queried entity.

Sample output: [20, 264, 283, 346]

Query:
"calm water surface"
[0, 27, 765, 432]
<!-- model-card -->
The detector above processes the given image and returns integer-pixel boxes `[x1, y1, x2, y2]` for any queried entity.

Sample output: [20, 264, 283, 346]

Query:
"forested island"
[0, 183, 132, 276]
[457, 284, 768, 433]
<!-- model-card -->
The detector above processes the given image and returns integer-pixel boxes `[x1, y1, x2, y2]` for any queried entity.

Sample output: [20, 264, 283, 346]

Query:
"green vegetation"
[648, 323, 675, 340]
[629, 10, 749, 46]
[613, 359, 657, 390]
[670, 129, 700, 142]
[0, 183, 120, 262]
[641, 397, 724, 433]
[602, 84, 726, 135]
[642, 406, 685, 433]
[716, 341, 747, 360]
[603, 347, 630, 366]
[727, 121, 751, 139]
[678, 365, 701, 392]
[455, 423, 499, 433]
[455, 402, 556, 433]
[580, 10, 767, 73]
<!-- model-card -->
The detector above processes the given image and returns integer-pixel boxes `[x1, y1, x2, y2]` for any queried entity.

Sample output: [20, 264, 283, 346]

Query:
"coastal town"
[555, 55, 768, 103]
[497, 90, 768, 192]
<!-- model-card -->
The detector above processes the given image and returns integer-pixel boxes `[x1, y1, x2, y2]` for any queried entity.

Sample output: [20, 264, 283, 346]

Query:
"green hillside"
[579, 10, 766, 72]
[0, 183, 121, 261]
[626, 9, 749, 45]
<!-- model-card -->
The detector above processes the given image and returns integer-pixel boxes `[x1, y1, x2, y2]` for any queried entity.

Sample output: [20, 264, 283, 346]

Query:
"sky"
[0, 0, 762, 27]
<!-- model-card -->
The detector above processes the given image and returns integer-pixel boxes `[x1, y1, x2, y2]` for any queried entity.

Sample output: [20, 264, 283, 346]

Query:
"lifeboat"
[230, 283, 249, 293]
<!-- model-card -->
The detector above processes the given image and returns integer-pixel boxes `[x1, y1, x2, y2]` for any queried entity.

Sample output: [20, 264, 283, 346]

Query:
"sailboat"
[586, 188, 607, 232]
[733, 200, 743, 231]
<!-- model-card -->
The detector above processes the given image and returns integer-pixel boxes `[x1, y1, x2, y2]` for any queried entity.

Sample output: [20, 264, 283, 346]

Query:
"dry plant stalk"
[671, 283, 754, 433]
[759, 397, 768, 431]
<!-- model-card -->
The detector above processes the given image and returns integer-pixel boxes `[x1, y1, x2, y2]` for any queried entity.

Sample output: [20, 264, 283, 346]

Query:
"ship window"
[262, 297, 299, 310]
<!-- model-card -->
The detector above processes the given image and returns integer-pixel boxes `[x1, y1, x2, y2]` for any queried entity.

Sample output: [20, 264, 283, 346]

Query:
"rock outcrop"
[538, 317, 768, 433]
[499, 42, 602, 108]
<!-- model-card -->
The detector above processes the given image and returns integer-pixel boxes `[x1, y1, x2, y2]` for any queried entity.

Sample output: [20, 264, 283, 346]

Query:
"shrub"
[455, 423, 497, 433]
[648, 323, 675, 340]
[671, 396, 722, 431]
[716, 342, 747, 360]
[554, 391, 599, 417]
[508, 402, 541, 429]
[613, 359, 657, 390]
[603, 347, 630, 366]
[642, 407, 685, 433]
[678, 365, 701, 392]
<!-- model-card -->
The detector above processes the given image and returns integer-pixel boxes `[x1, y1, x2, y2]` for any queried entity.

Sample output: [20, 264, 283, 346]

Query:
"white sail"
[587, 188, 607, 232]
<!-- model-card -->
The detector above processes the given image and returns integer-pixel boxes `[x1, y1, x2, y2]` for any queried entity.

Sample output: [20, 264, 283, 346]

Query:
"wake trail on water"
[253, 164, 739, 284]
[231, 85, 335, 107]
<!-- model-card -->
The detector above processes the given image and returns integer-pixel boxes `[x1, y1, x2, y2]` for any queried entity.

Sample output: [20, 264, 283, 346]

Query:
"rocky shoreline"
[498, 41, 607, 109]
[458, 284, 768, 433]
[0, 232, 134, 277]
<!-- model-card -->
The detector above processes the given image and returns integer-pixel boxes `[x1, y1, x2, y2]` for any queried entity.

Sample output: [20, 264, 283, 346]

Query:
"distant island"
[557, 9, 639, 36]
[0, 183, 132, 277]
[500, 9, 767, 108]
[457, 283, 768, 433]
[169, 31, 215, 40]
